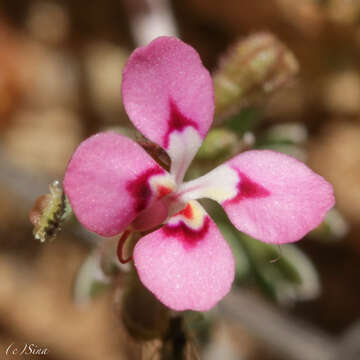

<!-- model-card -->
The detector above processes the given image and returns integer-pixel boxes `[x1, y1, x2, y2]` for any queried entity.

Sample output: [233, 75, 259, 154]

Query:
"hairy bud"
[29, 180, 72, 242]
[214, 32, 299, 119]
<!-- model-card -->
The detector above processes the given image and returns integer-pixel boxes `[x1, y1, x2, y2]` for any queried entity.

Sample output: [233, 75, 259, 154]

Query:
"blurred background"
[0, 0, 360, 359]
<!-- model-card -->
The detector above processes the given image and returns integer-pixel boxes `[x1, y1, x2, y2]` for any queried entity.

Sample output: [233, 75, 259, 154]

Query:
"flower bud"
[29, 180, 72, 242]
[214, 32, 299, 119]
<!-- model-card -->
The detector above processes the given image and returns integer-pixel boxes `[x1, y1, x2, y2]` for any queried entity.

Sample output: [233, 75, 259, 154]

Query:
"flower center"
[129, 168, 177, 231]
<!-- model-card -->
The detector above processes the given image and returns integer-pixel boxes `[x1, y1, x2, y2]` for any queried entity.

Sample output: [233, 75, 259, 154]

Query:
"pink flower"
[63, 37, 335, 311]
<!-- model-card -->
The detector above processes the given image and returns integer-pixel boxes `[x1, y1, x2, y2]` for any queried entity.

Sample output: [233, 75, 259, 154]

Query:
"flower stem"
[160, 316, 188, 360]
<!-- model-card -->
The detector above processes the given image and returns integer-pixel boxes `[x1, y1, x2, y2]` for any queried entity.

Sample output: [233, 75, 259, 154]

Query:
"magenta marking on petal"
[126, 166, 165, 212]
[163, 99, 199, 149]
[162, 217, 210, 250]
[225, 168, 270, 204]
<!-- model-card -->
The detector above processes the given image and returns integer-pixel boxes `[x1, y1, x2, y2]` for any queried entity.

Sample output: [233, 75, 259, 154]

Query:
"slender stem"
[161, 316, 188, 360]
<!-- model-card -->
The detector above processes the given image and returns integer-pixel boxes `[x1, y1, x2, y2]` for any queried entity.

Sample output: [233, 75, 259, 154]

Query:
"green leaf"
[217, 222, 250, 281]
[308, 208, 348, 242]
[241, 234, 320, 303]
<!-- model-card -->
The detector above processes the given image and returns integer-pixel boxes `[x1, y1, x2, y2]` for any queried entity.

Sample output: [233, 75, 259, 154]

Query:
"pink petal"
[133, 201, 235, 311]
[122, 36, 214, 182]
[63, 132, 175, 237]
[178, 150, 335, 244]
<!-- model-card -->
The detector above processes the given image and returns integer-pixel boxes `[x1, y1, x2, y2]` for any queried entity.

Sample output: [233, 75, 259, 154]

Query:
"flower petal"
[133, 201, 235, 311]
[122, 36, 214, 182]
[63, 132, 175, 237]
[178, 150, 335, 244]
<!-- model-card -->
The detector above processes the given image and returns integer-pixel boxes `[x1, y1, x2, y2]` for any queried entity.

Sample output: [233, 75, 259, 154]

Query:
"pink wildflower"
[63, 37, 335, 311]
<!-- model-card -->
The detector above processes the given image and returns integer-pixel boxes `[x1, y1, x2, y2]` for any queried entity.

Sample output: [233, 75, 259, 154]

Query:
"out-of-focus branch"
[221, 289, 336, 360]
[123, 0, 178, 46]
[335, 322, 360, 360]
